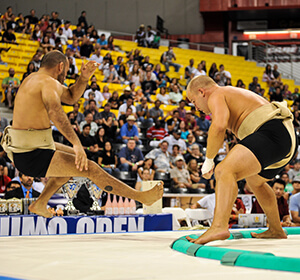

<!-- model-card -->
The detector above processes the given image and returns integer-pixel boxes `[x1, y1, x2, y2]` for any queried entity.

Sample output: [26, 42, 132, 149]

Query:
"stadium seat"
[112, 170, 136, 188]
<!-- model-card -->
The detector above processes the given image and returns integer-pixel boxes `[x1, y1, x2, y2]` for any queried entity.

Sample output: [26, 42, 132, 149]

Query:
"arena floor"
[0, 230, 300, 280]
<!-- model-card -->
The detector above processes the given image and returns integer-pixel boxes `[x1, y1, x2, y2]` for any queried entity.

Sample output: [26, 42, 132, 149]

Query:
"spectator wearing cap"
[5, 180, 21, 194]
[119, 115, 141, 144]
[118, 139, 144, 172]
[170, 155, 193, 193]
[147, 119, 168, 148]
[119, 86, 133, 105]
[291, 176, 300, 196]
[118, 96, 136, 119]
[288, 160, 300, 183]
[290, 190, 300, 225]
[162, 129, 187, 154]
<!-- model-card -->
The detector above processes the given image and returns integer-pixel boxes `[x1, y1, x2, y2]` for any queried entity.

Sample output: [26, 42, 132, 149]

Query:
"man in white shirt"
[55, 28, 68, 45]
[161, 130, 187, 153]
[83, 82, 104, 107]
[89, 45, 103, 66]
[118, 97, 136, 118]
[219, 64, 231, 84]
[62, 21, 73, 40]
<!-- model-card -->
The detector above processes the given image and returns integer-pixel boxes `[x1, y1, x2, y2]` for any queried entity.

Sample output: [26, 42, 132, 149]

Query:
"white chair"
[185, 208, 213, 226]
[162, 207, 192, 230]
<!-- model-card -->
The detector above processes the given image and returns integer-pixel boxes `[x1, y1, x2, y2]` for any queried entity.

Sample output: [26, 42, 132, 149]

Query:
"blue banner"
[0, 214, 172, 236]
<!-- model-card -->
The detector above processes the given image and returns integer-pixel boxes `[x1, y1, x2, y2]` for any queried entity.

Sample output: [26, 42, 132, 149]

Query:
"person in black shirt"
[141, 71, 157, 100]
[78, 11, 88, 32]
[97, 141, 119, 174]
[79, 124, 96, 160]
[24, 9, 39, 24]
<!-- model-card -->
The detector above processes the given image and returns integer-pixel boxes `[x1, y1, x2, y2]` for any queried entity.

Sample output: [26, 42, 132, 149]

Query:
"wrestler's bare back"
[209, 86, 269, 135]
[12, 72, 64, 130]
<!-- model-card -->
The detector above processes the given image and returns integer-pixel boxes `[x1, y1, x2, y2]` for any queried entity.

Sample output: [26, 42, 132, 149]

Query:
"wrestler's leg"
[30, 150, 163, 217]
[246, 175, 286, 239]
[29, 177, 70, 218]
[187, 144, 262, 244]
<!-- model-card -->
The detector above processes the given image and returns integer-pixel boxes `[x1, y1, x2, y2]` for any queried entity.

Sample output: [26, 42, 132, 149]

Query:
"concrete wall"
[1, 0, 204, 35]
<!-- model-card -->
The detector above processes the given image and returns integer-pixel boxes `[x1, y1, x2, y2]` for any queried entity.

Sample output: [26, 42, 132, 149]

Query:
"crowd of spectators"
[0, 7, 300, 226]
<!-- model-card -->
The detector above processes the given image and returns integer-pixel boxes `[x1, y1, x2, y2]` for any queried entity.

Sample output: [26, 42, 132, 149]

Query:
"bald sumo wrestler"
[186, 76, 296, 244]
[1, 50, 163, 218]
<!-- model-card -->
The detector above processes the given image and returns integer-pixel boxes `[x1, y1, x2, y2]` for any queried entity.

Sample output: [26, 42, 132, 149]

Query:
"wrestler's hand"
[74, 144, 88, 171]
[80, 61, 100, 80]
[201, 158, 214, 179]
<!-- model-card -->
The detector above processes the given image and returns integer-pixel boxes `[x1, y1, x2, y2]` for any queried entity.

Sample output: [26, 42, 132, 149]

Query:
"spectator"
[213, 72, 225, 86]
[290, 191, 300, 225]
[270, 86, 283, 102]
[136, 97, 151, 124]
[93, 126, 107, 152]
[185, 144, 204, 166]
[78, 124, 97, 160]
[169, 85, 183, 105]
[40, 35, 54, 54]
[108, 91, 120, 109]
[97, 34, 108, 49]
[162, 129, 187, 154]
[282, 84, 292, 100]
[141, 71, 157, 100]
[157, 87, 170, 105]
[24, 9, 39, 24]
[119, 107, 133, 128]
[55, 27, 68, 45]
[114, 56, 123, 72]
[219, 64, 231, 85]
[290, 176, 300, 196]
[193, 63, 206, 77]
[118, 96, 136, 119]
[5, 181, 21, 194]
[128, 64, 143, 87]
[107, 35, 115, 51]
[61, 20, 72, 39]
[102, 115, 118, 142]
[5, 173, 40, 199]
[170, 156, 193, 193]
[152, 31, 160, 49]
[102, 85, 111, 100]
[78, 11, 88, 32]
[272, 64, 281, 80]
[21, 62, 36, 83]
[99, 102, 116, 123]
[118, 65, 128, 84]
[89, 29, 99, 43]
[248, 76, 261, 93]
[145, 140, 171, 173]
[236, 79, 245, 88]
[84, 100, 101, 124]
[161, 46, 181, 73]
[119, 115, 141, 144]
[136, 24, 146, 47]
[67, 39, 81, 58]
[262, 64, 275, 86]
[103, 64, 120, 84]
[31, 23, 42, 41]
[177, 100, 186, 119]
[156, 72, 168, 89]
[118, 139, 144, 171]
[142, 56, 154, 72]
[179, 120, 189, 140]
[147, 119, 168, 147]
[73, 103, 85, 124]
[196, 111, 210, 137]
[185, 133, 201, 153]
[66, 56, 78, 79]
[166, 110, 181, 134]
[0, 165, 11, 193]
[49, 11, 62, 28]
[145, 25, 156, 48]
[185, 59, 196, 84]
[119, 87, 133, 104]
[31, 53, 41, 71]
[169, 144, 183, 169]
[135, 158, 155, 190]
[187, 159, 206, 191]
[208, 63, 218, 79]
[184, 111, 197, 134]
[79, 113, 98, 136]
[98, 141, 119, 175]
[83, 81, 104, 108]
[252, 179, 298, 227]
[80, 37, 94, 58]
[1, 68, 20, 109]
[1, 27, 17, 44]
[148, 100, 164, 121]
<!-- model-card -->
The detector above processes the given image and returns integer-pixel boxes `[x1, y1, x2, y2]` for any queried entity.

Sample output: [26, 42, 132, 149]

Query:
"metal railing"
[248, 40, 300, 82]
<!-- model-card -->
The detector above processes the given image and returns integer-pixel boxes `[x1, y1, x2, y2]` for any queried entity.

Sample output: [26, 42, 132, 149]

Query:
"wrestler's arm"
[61, 61, 100, 105]
[205, 94, 230, 159]
[42, 82, 88, 171]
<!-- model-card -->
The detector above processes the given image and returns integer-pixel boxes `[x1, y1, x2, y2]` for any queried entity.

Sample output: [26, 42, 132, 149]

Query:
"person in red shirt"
[0, 164, 11, 193]
[146, 119, 168, 147]
[229, 198, 246, 228]
[251, 178, 298, 227]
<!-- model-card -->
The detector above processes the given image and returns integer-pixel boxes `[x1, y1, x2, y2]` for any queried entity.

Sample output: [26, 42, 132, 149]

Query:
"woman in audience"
[31, 24, 42, 41]
[126, 53, 134, 70]
[107, 35, 115, 51]
[169, 78, 183, 93]
[187, 159, 206, 190]
[153, 64, 161, 78]
[130, 82, 144, 102]
[156, 72, 168, 88]
[262, 64, 275, 85]
[94, 126, 107, 153]
[156, 87, 170, 105]
[118, 64, 128, 84]
[208, 62, 218, 79]
[185, 144, 204, 166]
[89, 30, 99, 42]
[108, 91, 120, 109]
[98, 141, 119, 174]
[179, 120, 190, 140]
[22, 18, 32, 35]
[135, 158, 155, 191]
[102, 85, 111, 100]
[40, 35, 53, 54]
[21, 62, 36, 83]
[128, 64, 143, 87]
[235, 79, 244, 88]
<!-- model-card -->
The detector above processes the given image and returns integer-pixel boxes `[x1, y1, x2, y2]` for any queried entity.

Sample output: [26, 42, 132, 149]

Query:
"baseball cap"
[174, 155, 184, 162]
[292, 176, 300, 183]
[173, 129, 182, 134]
[127, 115, 136, 121]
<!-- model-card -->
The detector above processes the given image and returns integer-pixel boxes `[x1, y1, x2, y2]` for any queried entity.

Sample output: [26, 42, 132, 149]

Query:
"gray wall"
[1, 0, 204, 34]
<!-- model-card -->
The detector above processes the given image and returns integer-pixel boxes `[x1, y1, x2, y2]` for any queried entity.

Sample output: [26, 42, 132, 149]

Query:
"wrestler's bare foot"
[28, 200, 53, 218]
[139, 181, 164, 206]
[251, 228, 287, 239]
[186, 227, 231, 245]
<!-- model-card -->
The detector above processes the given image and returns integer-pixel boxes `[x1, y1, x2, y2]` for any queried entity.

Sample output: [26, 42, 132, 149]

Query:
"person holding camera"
[1, 68, 20, 109]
